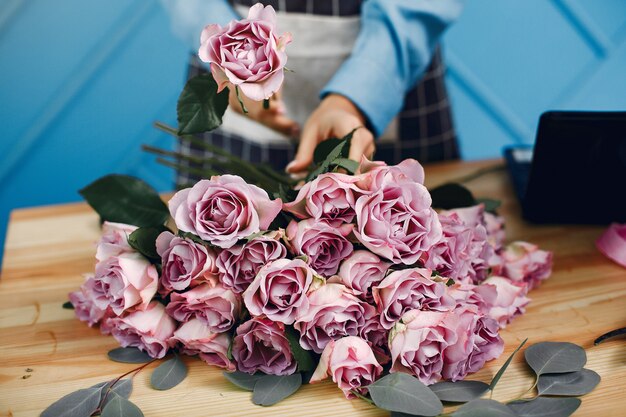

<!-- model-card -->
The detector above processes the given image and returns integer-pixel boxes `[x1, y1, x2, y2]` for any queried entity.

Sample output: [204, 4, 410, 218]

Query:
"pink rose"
[372, 268, 455, 330]
[484, 212, 506, 250]
[109, 301, 177, 358]
[283, 173, 366, 225]
[354, 178, 441, 264]
[499, 241, 552, 289]
[69, 274, 107, 327]
[216, 232, 287, 293]
[286, 219, 353, 276]
[95, 222, 137, 262]
[310, 336, 383, 398]
[91, 252, 158, 315]
[336, 250, 391, 303]
[169, 175, 282, 248]
[156, 231, 219, 294]
[447, 282, 498, 316]
[166, 283, 241, 332]
[422, 210, 493, 284]
[198, 4, 291, 101]
[359, 307, 391, 364]
[171, 318, 235, 371]
[482, 276, 530, 328]
[389, 309, 459, 385]
[357, 157, 425, 190]
[243, 259, 313, 324]
[232, 316, 296, 375]
[294, 283, 374, 354]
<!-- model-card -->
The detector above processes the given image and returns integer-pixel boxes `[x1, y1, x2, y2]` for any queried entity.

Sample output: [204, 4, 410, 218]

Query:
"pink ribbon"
[596, 223, 626, 268]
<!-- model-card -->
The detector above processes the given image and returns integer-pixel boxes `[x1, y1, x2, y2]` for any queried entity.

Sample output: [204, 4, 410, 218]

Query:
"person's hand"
[286, 94, 375, 174]
[228, 84, 300, 137]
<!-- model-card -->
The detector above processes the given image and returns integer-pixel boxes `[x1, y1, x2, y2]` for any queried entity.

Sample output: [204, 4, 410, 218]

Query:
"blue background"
[1, 0, 626, 266]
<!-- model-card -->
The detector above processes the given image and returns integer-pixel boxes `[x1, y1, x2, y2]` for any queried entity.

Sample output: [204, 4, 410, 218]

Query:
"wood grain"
[1, 159, 625, 417]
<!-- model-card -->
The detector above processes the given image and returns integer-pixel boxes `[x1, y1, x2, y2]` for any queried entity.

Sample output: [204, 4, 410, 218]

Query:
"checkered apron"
[176, 0, 459, 188]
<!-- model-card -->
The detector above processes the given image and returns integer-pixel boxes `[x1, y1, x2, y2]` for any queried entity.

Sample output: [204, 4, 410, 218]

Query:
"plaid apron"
[176, 0, 459, 188]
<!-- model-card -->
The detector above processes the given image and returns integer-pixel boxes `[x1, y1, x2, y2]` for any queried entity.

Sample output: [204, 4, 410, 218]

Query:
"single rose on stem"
[169, 175, 282, 249]
[95, 221, 138, 262]
[199, 4, 291, 101]
[232, 316, 296, 375]
[310, 336, 383, 399]
[498, 241, 552, 290]
[171, 318, 235, 371]
[109, 301, 177, 359]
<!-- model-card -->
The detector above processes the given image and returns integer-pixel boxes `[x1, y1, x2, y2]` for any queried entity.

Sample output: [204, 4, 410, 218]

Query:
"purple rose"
[109, 301, 177, 359]
[283, 173, 366, 225]
[499, 241, 552, 290]
[91, 252, 158, 316]
[372, 268, 455, 330]
[243, 258, 313, 325]
[156, 231, 219, 295]
[216, 231, 287, 293]
[336, 250, 390, 303]
[232, 316, 296, 375]
[286, 219, 353, 276]
[198, 4, 291, 101]
[95, 222, 137, 262]
[294, 283, 374, 354]
[169, 175, 283, 248]
[359, 306, 391, 365]
[447, 282, 498, 316]
[354, 178, 441, 264]
[171, 318, 235, 371]
[166, 283, 241, 332]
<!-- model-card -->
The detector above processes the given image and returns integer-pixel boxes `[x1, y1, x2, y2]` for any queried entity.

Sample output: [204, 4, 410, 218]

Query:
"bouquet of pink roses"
[62, 4, 554, 416]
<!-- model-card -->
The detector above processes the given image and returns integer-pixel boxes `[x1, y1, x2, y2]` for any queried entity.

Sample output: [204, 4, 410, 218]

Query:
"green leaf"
[313, 138, 344, 164]
[508, 397, 581, 417]
[452, 399, 516, 417]
[524, 342, 586, 376]
[285, 326, 315, 372]
[128, 227, 167, 260]
[367, 372, 443, 416]
[489, 338, 527, 391]
[332, 158, 359, 174]
[79, 175, 169, 228]
[537, 369, 600, 396]
[98, 379, 133, 407]
[62, 301, 74, 309]
[475, 198, 501, 213]
[101, 395, 144, 417]
[150, 355, 188, 390]
[306, 129, 356, 182]
[430, 183, 476, 210]
[107, 347, 153, 364]
[223, 371, 265, 391]
[40, 388, 101, 417]
[252, 373, 302, 406]
[177, 74, 229, 135]
[429, 380, 489, 403]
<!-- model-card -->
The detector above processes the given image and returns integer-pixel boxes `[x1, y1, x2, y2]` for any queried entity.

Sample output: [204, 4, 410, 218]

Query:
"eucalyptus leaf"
[452, 399, 516, 417]
[508, 397, 581, 417]
[177, 73, 229, 135]
[107, 347, 153, 364]
[128, 227, 167, 260]
[79, 175, 169, 228]
[40, 388, 101, 417]
[252, 373, 302, 406]
[430, 183, 476, 210]
[524, 342, 586, 376]
[100, 379, 133, 407]
[223, 371, 265, 391]
[489, 338, 527, 391]
[537, 369, 600, 396]
[151, 355, 188, 390]
[429, 380, 489, 403]
[62, 301, 74, 309]
[285, 326, 315, 372]
[367, 372, 443, 416]
[101, 395, 144, 417]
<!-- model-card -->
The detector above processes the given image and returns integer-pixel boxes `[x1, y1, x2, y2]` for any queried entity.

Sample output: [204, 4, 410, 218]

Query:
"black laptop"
[504, 111, 626, 224]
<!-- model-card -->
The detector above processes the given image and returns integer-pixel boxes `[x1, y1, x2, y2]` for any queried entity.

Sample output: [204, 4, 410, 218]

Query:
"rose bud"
[499, 241, 553, 290]
[310, 336, 383, 399]
[169, 175, 282, 248]
[481, 276, 530, 328]
[166, 283, 241, 332]
[171, 318, 235, 371]
[95, 222, 138, 262]
[232, 316, 296, 375]
[109, 301, 177, 359]
[336, 250, 390, 303]
[243, 258, 313, 324]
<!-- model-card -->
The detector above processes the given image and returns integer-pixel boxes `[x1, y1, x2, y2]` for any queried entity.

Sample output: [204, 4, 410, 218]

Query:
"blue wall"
[1, 0, 626, 266]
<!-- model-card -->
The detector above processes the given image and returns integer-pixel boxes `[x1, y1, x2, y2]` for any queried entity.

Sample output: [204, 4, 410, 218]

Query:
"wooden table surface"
[1, 159, 625, 417]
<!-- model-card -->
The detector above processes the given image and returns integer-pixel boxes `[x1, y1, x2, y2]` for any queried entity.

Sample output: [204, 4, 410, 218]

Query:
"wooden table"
[1, 159, 625, 417]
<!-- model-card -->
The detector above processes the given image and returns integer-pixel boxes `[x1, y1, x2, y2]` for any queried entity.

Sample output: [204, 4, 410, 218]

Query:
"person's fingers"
[365, 142, 376, 160]
[348, 127, 375, 163]
[287, 122, 320, 173]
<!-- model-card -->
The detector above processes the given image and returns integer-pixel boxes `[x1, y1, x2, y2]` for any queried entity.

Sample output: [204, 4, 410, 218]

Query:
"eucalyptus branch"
[350, 390, 375, 406]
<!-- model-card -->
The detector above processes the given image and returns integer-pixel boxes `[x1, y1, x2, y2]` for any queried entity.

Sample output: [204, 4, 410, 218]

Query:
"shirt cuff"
[320, 55, 405, 138]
